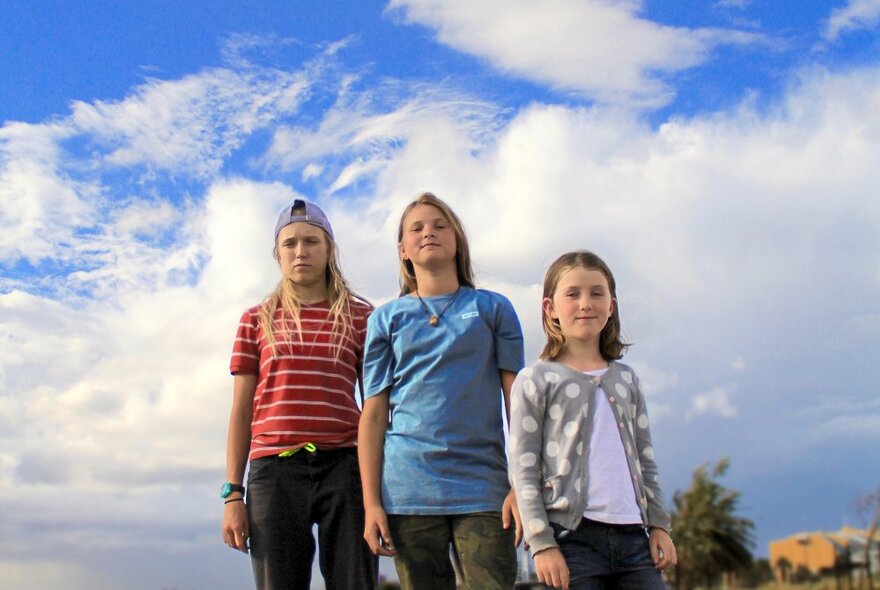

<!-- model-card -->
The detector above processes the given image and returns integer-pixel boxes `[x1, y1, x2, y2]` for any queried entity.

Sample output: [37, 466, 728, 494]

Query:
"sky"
[1, 0, 879, 588]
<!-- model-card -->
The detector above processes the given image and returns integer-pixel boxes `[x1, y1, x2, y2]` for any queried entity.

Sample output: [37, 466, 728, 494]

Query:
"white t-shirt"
[582, 368, 642, 524]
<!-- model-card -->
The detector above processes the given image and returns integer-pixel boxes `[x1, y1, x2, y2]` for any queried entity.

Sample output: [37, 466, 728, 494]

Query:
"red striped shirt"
[229, 298, 372, 461]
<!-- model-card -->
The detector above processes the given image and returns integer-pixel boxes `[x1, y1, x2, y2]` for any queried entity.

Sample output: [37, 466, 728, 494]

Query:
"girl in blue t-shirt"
[359, 192, 525, 589]
[509, 251, 676, 589]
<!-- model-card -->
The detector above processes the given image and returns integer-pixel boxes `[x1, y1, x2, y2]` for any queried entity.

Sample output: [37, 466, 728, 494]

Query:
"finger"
[513, 515, 523, 548]
[235, 530, 249, 553]
[650, 540, 661, 565]
[377, 520, 396, 555]
[364, 526, 381, 554]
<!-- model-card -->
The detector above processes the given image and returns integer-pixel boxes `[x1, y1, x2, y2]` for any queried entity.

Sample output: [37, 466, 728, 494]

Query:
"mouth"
[420, 242, 441, 249]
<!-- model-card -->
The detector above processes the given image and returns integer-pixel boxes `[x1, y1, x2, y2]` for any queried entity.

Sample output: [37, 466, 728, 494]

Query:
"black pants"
[246, 448, 377, 590]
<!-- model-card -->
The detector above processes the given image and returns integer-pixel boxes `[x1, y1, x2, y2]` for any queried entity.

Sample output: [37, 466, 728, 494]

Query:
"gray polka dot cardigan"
[508, 359, 672, 554]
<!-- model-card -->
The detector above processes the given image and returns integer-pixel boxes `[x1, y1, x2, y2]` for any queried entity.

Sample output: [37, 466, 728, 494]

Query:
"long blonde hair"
[396, 192, 475, 296]
[259, 225, 366, 359]
[540, 251, 629, 361]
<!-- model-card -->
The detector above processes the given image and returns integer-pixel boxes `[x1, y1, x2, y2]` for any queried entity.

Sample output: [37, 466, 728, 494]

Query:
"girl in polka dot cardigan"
[509, 251, 676, 590]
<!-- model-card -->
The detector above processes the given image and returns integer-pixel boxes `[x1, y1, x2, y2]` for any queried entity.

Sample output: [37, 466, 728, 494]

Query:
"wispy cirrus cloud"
[823, 0, 880, 41]
[387, 0, 760, 107]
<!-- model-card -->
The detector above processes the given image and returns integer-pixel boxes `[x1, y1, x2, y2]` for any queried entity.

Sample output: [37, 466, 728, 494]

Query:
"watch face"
[220, 483, 232, 498]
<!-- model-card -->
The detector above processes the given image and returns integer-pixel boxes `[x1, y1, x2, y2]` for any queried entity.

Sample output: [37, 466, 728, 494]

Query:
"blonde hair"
[258, 220, 366, 359]
[396, 192, 475, 296]
[540, 251, 629, 361]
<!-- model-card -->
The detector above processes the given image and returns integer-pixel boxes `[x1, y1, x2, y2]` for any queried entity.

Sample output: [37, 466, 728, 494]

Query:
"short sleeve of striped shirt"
[229, 307, 261, 375]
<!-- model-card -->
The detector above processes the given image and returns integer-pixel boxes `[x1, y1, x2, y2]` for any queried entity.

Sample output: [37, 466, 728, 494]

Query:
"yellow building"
[769, 526, 877, 582]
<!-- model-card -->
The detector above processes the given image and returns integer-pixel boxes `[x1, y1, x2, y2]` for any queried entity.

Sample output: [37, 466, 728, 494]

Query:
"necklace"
[415, 286, 461, 327]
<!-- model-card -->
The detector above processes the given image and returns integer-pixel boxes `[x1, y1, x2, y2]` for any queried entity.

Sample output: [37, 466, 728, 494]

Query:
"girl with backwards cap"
[222, 199, 376, 590]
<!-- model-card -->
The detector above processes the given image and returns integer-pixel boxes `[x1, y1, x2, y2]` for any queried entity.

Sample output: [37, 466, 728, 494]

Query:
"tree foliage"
[670, 457, 755, 590]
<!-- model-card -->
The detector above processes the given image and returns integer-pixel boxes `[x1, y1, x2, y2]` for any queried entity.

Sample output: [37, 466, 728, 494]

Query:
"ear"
[398, 242, 407, 261]
[542, 297, 558, 320]
[609, 297, 616, 318]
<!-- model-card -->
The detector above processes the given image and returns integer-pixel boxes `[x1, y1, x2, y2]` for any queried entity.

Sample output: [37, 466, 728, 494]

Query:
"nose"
[579, 296, 591, 310]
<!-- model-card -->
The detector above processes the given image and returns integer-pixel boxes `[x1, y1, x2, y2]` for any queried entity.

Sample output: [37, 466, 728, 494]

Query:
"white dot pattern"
[546, 441, 560, 457]
[621, 371, 633, 384]
[637, 414, 649, 429]
[522, 416, 538, 433]
[519, 452, 537, 467]
[549, 404, 562, 420]
[559, 459, 571, 476]
[564, 421, 578, 437]
[565, 383, 581, 398]
[529, 519, 546, 534]
[615, 383, 628, 399]
[642, 446, 655, 460]
[523, 379, 536, 397]
[521, 485, 539, 500]
[545, 371, 560, 383]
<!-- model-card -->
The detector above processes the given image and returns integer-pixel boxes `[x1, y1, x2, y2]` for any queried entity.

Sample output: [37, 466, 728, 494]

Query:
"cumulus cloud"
[823, 0, 880, 41]
[387, 0, 758, 106]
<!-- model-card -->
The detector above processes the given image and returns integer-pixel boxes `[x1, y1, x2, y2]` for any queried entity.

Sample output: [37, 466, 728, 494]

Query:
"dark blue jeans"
[550, 518, 666, 590]
[246, 448, 377, 590]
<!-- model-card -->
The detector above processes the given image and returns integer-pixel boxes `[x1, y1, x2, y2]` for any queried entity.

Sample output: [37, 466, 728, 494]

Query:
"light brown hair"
[540, 250, 629, 361]
[396, 192, 475, 296]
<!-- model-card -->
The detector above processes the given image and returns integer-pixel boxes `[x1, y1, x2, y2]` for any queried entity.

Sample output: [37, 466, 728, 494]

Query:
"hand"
[501, 489, 523, 547]
[363, 504, 396, 557]
[221, 499, 249, 553]
[534, 547, 570, 589]
[649, 528, 677, 570]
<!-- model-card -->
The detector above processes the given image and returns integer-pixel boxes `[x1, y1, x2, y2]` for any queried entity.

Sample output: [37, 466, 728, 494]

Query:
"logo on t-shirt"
[461, 311, 479, 319]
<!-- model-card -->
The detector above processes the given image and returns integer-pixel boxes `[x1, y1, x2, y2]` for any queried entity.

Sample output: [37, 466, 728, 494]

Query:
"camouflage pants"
[387, 512, 516, 590]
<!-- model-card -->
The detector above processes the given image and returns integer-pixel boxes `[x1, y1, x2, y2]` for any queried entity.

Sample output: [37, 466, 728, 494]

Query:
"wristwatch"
[219, 482, 245, 499]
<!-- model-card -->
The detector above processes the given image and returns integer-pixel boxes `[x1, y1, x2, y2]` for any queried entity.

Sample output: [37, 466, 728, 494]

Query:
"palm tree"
[775, 556, 792, 583]
[669, 457, 754, 590]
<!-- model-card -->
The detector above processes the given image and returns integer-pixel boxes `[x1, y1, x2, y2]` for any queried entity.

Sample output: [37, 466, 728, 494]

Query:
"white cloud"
[689, 386, 738, 419]
[387, 0, 758, 106]
[823, 0, 880, 41]
[69, 66, 310, 177]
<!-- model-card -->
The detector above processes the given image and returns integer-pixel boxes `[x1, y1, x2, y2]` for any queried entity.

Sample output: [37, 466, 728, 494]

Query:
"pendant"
[429, 315, 439, 327]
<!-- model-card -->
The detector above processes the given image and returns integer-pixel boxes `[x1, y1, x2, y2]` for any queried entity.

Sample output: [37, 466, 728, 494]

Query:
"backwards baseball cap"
[274, 199, 334, 241]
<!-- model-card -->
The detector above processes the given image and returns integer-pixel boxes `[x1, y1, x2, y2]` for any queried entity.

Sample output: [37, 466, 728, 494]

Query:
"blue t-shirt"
[363, 287, 525, 515]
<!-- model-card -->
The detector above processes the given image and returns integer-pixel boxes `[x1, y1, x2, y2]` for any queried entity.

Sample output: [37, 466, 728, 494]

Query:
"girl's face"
[544, 266, 615, 345]
[275, 222, 330, 292]
[398, 203, 457, 270]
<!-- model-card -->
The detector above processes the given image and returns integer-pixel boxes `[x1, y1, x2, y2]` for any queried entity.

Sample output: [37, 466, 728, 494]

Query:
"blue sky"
[2, 1, 879, 588]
